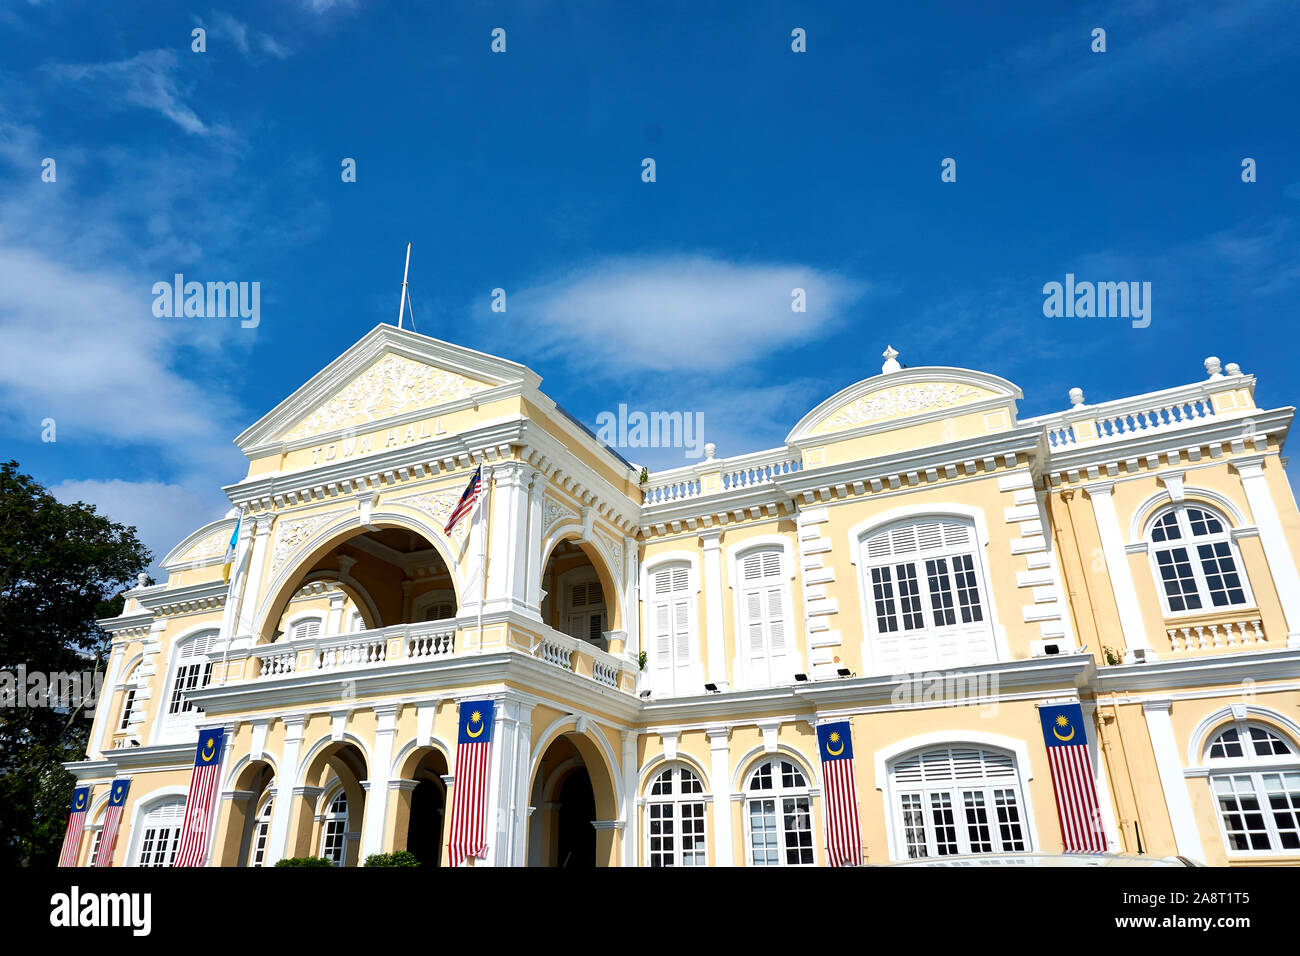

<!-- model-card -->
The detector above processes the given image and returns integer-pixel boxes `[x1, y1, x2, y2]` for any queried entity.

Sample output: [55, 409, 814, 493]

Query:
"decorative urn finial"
[881, 345, 901, 374]
[1068, 387, 1085, 407]
[1204, 356, 1223, 379]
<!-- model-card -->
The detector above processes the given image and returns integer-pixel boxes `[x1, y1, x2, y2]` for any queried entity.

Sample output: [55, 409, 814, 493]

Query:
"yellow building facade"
[65, 326, 1300, 867]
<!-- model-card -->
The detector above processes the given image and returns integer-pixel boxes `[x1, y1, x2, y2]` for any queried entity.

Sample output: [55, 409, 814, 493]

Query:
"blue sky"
[1, 0, 1298, 570]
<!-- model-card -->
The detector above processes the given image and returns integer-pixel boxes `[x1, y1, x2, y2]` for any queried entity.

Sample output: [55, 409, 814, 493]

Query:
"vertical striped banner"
[816, 721, 864, 867]
[173, 728, 225, 867]
[1038, 702, 1106, 852]
[57, 786, 92, 867]
[93, 778, 131, 867]
[447, 699, 495, 867]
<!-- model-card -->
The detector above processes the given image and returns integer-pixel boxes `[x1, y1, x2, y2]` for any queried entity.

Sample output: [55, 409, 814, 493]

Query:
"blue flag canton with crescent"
[1039, 702, 1087, 748]
[108, 778, 131, 807]
[817, 721, 854, 761]
[194, 728, 226, 766]
[458, 700, 495, 744]
[70, 786, 90, 813]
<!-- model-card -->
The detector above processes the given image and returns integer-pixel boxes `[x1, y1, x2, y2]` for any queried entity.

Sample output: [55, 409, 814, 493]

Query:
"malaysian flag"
[443, 466, 482, 536]
[173, 728, 226, 867]
[816, 721, 863, 867]
[57, 786, 92, 867]
[93, 778, 131, 867]
[1038, 702, 1106, 852]
[447, 699, 495, 867]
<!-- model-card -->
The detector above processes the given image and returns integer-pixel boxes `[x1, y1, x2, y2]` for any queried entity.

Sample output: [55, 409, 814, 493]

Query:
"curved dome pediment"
[786, 366, 1023, 450]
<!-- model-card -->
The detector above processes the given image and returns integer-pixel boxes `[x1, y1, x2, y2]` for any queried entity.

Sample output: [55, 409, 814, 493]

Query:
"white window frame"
[412, 587, 457, 623]
[320, 789, 350, 866]
[742, 756, 817, 867]
[1145, 503, 1255, 617]
[855, 515, 999, 675]
[557, 565, 607, 644]
[154, 628, 218, 745]
[133, 796, 186, 867]
[728, 540, 797, 689]
[644, 764, 709, 867]
[285, 613, 324, 642]
[646, 560, 697, 697]
[886, 745, 1032, 860]
[249, 793, 274, 867]
[1205, 719, 1300, 857]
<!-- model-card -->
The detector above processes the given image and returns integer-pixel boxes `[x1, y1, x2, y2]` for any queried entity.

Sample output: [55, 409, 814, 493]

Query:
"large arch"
[538, 528, 625, 638]
[252, 511, 465, 644]
[527, 720, 623, 867]
[289, 739, 370, 865]
[391, 744, 451, 866]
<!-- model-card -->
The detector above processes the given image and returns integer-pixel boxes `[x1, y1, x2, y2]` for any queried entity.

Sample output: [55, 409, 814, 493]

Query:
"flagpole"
[397, 242, 411, 329]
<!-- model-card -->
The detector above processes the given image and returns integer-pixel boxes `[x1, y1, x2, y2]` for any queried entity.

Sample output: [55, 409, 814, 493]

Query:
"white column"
[325, 591, 346, 636]
[89, 643, 124, 757]
[234, 515, 275, 640]
[1233, 455, 1300, 644]
[621, 730, 638, 867]
[707, 725, 734, 866]
[523, 471, 546, 620]
[485, 463, 533, 616]
[359, 703, 401, 858]
[1082, 482, 1153, 660]
[265, 715, 306, 865]
[700, 530, 728, 686]
[623, 538, 640, 659]
[483, 694, 534, 866]
[1142, 699, 1206, 862]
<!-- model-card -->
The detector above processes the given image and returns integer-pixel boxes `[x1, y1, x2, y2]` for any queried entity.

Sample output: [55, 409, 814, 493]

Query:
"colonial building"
[64, 325, 1300, 866]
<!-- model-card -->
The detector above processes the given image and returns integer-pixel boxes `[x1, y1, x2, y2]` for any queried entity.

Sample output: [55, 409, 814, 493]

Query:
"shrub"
[274, 856, 334, 867]
[364, 851, 421, 867]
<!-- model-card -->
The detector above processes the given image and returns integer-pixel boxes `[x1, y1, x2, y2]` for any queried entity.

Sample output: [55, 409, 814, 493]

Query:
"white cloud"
[46, 50, 219, 136]
[510, 255, 866, 374]
[208, 11, 290, 60]
[50, 478, 231, 574]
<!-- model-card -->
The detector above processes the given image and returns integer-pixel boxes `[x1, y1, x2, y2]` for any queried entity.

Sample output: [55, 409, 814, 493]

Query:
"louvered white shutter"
[740, 549, 789, 687]
[651, 565, 693, 695]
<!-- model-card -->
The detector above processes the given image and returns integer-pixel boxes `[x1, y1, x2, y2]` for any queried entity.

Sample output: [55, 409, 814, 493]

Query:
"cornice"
[1095, 647, 1300, 692]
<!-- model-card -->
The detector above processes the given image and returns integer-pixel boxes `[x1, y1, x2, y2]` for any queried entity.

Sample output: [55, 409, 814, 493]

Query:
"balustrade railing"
[1166, 618, 1265, 652]
[1026, 378, 1237, 451]
[642, 447, 801, 505]
[254, 621, 457, 678]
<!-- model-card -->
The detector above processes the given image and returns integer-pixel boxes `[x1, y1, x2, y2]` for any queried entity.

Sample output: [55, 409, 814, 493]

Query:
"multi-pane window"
[320, 791, 349, 866]
[646, 766, 707, 866]
[1207, 721, 1300, 854]
[745, 758, 815, 866]
[1148, 505, 1251, 613]
[118, 686, 137, 731]
[136, 798, 186, 867]
[649, 564, 693, 696]
[861, 519, 996, 673]
[250, 797, 273, 867]
[891, 746, 1029, 859]
[165, 632, 216, 716]
[738, 548, 790, 687]
[87, 828, 102, 867]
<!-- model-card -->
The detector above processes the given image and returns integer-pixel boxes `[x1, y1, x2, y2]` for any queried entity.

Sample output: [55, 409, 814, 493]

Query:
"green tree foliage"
[363, 850, 421, 867]
[0, 461, 150, 866]
[273, 856, 335, 867]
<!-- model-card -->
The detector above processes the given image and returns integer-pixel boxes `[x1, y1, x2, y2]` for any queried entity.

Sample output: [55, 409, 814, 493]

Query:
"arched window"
[289, 616, 322, 641]
[649, 563, 693, 696]
[888, 746, 1029, 859]
[737, 547, 792, 687]
[744, 758, 814, 866]
[159, 630, 217, 743]
[1148, 505, 1252, 614]
[645, 765, 707, 867]
[136, 798, 186, 867]
[249, 794, 274, 867]
[118, 663, 140, 733]
[859, 518, 996, 673]
[1206, 720, 1300, 853]
[320, 791, 349, 866]
[423, 602, 455, 621]
[565, 573, 606, 643]
[87, 828, 102, 867]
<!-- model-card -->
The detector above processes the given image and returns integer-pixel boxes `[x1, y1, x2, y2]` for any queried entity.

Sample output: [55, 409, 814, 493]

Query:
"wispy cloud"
[205, 11, 290, 61]
[45, 50, 223, 137]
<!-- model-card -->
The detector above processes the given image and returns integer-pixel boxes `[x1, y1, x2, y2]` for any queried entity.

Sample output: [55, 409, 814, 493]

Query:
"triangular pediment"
[787, 367, 1022, 447]
[236, 325, 540, 452]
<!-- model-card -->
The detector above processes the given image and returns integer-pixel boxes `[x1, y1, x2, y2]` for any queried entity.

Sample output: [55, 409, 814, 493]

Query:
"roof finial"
[881, 345, 901, 374]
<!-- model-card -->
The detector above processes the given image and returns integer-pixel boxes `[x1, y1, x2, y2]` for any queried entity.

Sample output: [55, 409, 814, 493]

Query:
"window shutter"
[653, 602, 672, 667]
[673, 599, 691, 663]
[745, 590, 765, 654]
[766, 586, 785, 653]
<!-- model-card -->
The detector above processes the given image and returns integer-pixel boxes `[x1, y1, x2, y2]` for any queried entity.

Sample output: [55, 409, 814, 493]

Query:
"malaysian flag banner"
[173, 728, 226, 867]
[447, 699, 495, 867]
[57, 786, 92, 867]
[1038, 702, 1106, 852]
[816, 721, 863, 867]
[443, 466, 482, 536]
[93, 778, 132, 867]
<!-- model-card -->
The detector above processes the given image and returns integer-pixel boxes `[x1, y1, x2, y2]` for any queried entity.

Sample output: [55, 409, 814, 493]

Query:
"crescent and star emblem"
[74, 793, 85, 810]
[466, 710, 484, 738]
[1052, 714, 1075, 742]
[201, 737, 216, 762]
[826, 730, 845, 757]
[113, 786, 124, 802]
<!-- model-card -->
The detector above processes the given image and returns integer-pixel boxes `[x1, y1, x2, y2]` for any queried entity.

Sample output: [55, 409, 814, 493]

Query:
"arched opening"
[393, 746, 449, 866]
[297, 741, 368, 866]
[540, 537, 620, 648]
[228, 759, 276, 867]
[260, 525, 458, 646]
[528, 731, 620, 867]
